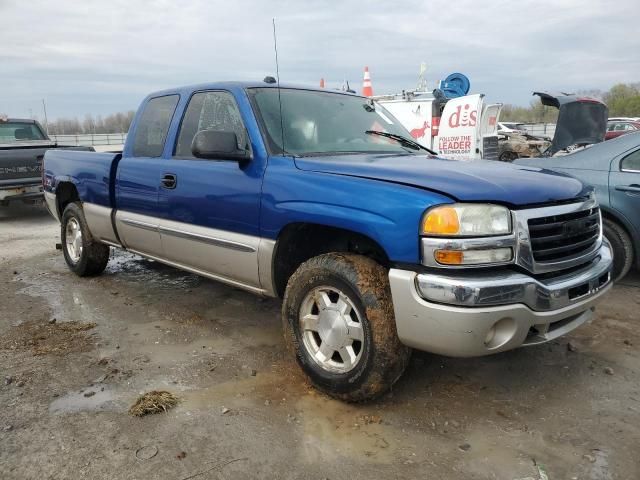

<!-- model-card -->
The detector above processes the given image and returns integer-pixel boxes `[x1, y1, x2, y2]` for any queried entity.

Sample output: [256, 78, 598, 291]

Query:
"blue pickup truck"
[43, 81, 613, 401]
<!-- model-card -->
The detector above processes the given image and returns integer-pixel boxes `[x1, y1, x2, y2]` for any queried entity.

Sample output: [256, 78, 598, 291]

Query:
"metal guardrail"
[49, 133, 127, 146]
[520, 123, 556, 138]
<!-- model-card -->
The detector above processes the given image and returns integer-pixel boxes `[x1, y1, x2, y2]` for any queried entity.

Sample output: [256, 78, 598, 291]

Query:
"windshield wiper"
[365, 130, 437, 155]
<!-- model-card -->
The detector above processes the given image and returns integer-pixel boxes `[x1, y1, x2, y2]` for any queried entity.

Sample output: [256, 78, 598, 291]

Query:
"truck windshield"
[248, 88, 419, 156]
[0, 122, 46, 143]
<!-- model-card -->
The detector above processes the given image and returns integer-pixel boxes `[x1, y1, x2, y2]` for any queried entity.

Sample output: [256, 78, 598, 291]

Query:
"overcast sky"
[1, 0, 639, 120]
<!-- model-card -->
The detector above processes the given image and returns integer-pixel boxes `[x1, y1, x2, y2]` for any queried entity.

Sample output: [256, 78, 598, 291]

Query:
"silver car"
[516, 131, 640, 280]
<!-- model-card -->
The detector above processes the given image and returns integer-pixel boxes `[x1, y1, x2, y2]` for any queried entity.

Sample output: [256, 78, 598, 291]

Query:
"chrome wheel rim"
[65, 217, 83, 263]
[299, 286, 365, 374]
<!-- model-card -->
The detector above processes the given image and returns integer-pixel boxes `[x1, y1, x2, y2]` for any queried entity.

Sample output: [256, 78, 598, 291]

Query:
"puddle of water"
[125, 316, 281, 366]
[104, 250, 200, 290]
[49, 385, 121, 414]
[587, 449, 612, 480]
[294, 394, 396, 463]
[179, 373, 282, 410]
[17, 271, 103, 325]
[136, 339, 235, 366]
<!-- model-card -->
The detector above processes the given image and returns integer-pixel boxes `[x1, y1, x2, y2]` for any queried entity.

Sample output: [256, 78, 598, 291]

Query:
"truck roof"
[0, 118, 39, 124]
[145, 81, 362, 100]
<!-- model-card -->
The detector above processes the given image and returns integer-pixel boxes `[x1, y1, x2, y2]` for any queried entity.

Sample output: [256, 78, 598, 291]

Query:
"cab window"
[174, 91, 248, 158]
[132, 95, 179, 157]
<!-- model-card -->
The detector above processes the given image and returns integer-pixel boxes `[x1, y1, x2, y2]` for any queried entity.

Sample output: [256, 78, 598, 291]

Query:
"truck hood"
[294, 154, 589, 207]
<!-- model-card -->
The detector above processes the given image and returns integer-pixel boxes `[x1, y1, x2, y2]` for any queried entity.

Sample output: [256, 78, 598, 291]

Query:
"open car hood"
[533, 92, 607, 155]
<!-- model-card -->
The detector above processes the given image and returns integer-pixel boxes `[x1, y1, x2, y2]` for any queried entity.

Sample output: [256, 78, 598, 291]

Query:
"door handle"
[615, 184, 640, 193]
[161, 173, 177, 189]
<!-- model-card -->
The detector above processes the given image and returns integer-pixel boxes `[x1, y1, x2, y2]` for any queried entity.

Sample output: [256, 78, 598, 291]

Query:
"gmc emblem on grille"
[563, 219, 588, 236]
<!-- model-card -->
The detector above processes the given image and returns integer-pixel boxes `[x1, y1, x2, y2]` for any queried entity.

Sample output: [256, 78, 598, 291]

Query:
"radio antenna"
[272, 18, 286, 154]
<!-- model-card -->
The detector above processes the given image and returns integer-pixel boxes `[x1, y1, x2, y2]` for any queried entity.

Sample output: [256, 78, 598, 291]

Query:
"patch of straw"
[129, 390, 179, 417]
[0, 321, 97, 356]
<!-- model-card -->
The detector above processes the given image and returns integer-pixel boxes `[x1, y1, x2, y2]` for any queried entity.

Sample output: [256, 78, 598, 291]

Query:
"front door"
[156, 90, 266, 288]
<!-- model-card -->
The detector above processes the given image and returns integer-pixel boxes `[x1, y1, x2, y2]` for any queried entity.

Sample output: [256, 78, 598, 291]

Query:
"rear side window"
[621, 149, 640, 171]
[132, 95, 179, 157]
[174, 91, 248, 158]
[0, 122, 46, 142]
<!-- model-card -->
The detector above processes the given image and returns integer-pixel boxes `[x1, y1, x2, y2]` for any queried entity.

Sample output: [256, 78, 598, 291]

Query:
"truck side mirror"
[191, 130, 251, 161]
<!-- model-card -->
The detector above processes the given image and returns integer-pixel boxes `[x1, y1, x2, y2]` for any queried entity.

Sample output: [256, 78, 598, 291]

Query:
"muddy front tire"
[282, 253, 410, 402]
[61, 202, 110, 276]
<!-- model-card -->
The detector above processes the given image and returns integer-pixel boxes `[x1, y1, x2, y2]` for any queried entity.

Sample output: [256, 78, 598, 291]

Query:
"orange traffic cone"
[362, 66, 373, 97]
[320, 78, 325, 88]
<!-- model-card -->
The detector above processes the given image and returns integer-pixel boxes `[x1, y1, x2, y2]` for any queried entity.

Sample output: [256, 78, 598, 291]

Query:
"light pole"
[42, 99, 50, 135]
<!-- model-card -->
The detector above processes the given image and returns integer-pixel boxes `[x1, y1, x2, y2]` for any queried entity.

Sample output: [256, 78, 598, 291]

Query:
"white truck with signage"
[375, 91, 502, 161]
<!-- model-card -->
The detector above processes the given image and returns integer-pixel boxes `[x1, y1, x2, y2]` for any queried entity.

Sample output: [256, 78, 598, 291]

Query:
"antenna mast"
[272, 18, 285, 154]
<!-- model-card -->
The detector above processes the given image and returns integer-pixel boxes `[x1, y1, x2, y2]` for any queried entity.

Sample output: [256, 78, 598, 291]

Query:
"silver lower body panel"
[76, 203, 277, 297]
[44, 190, 58, 219]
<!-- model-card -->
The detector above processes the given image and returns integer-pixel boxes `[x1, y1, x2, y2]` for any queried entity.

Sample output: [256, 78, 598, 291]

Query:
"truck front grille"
[527, 207, 600, 263]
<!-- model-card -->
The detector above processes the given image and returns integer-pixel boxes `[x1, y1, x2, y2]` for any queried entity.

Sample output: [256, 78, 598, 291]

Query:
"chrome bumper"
[416, 242, 611, 311]
[0, 184, 43, 205]
[388, 243, 613, 357]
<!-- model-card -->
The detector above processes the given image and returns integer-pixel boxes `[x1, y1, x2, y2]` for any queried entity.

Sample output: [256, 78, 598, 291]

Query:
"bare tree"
[46, 110, 136, 135]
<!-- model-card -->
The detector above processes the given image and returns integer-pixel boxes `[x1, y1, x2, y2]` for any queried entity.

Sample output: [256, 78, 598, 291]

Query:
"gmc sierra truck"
[0, 117, 91, 206]
[43, 81, 613, 401]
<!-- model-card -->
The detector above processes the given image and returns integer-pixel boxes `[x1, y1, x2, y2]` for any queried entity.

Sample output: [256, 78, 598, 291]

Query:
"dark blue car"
[516, 132, 640, 280]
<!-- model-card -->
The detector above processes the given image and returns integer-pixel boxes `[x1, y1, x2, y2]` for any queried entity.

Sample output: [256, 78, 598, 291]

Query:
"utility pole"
[42, 99, 49, 135]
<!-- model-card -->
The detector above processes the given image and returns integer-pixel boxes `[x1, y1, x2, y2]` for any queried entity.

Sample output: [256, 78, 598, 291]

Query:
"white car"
[497, 122, 528, 134]
[608, 117, 640, 122]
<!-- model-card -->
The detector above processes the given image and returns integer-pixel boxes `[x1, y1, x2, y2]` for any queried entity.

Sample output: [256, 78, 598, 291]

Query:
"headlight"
[421, 204, 511, 237]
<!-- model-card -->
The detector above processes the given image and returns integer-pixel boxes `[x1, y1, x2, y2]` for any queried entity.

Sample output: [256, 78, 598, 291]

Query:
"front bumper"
[388, 243, 613, 357]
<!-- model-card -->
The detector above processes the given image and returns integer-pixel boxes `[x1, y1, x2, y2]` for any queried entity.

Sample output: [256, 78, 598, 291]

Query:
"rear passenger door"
[156, 90, 266, 289]
[115, 95, 179, 257]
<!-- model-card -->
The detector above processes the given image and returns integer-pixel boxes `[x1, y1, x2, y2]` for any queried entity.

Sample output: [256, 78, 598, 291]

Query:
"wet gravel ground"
[1, 203, 639, 480]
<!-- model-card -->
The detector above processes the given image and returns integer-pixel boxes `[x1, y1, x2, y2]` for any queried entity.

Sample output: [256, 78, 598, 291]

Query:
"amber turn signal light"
[434, 250, 464, 265]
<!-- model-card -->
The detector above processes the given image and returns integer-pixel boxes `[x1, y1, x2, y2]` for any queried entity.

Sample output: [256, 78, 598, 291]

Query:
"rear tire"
[282, 253, 410, 402]
[61, 202, 110, 276]
[499, 151, 518, 162]
[603, 218, 633, 281]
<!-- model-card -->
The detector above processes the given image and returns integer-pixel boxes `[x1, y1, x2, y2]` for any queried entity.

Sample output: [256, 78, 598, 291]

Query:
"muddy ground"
[1, 203, 639, 480]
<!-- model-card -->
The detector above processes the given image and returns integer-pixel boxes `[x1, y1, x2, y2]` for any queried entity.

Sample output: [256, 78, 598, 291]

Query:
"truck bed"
[44, 149, 121, 208]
